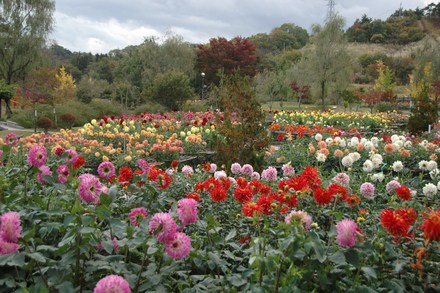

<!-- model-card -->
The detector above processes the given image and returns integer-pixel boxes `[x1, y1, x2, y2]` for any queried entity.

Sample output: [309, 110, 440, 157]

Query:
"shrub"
[60, 113, 76, 128]
[37, 116, 53, 132]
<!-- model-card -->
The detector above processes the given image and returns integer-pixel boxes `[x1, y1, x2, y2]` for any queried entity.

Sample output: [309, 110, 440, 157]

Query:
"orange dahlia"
[420, 208, 440, 242]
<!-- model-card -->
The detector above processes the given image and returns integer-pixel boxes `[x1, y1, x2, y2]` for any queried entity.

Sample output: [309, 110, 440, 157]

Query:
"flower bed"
[0, 112, 438, 292]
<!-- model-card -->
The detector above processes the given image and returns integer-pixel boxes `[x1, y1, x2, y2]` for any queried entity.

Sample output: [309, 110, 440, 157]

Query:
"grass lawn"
[0, 129, 38, 140]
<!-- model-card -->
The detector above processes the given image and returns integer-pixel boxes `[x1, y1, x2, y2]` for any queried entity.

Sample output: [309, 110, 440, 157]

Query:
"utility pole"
[326, 0, 336, 21]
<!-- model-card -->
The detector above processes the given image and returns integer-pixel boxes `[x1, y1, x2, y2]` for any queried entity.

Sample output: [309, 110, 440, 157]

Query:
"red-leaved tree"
[289, 81, 311, 109]
[196, 37, 258, 85]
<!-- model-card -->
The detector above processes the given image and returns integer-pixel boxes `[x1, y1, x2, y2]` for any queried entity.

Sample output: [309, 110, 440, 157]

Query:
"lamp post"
[201, 72, 205, 100]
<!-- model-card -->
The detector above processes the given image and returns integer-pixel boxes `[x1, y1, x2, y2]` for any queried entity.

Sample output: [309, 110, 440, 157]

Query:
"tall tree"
[196, 36, 258, 85]
[0, 0, 55, 84]
[298, 16, 353, 109]
[1, 0, 54, 115]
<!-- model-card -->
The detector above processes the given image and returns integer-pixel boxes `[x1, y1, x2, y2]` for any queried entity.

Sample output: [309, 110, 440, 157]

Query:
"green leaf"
[100, 193, 113, 206]
[311, 240, 326, 263]
[228, 275, 247, 287]
[225, 229, 236, 242]
[78, 227, 95, 234]
[71, 198, 84, 214]
[147, 245, 158, 255]
[26, 252, 46, 263]
[107, 185, 118, 199]
[0, 253, 25, 266]
[96, 205, 112, 221]
[329, 251, 346, 265]
[345, 248, 360, 267]
[361, 266, 377, 280]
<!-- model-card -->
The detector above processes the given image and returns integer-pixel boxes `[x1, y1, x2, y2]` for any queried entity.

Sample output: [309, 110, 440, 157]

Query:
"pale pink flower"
[209, 163, 217, 173]
[176, 198, 198, 226]
[241, 164, 254, 176]
[359, 182, 375, 199]
[37, 165, 52, 185]
[0, 211, 22, 243]
[332, 173, 350, 186]
[128, 207, 148, 227]
[282, 164, 295, 177]
[261, 166, 277, 182]
[230, 163, 242, 174]
[336, 219, 357, 247]
[164, 232, 191, 259]
[93, 275, 131, 293]
[181, 165, 194, 176]
[27, 146, 47, 167]
[386, 180, 401, 193]
[251, 172, 260, 180]
[285, 210, 313, 231]
[149, 212, 177, 242]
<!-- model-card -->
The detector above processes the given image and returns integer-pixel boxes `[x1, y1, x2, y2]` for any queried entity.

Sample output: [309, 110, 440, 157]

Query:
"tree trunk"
[321, 81, 326, 110]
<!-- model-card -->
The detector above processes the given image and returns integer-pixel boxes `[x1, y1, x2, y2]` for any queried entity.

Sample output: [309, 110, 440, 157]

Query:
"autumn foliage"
[196, 37, 258, 85]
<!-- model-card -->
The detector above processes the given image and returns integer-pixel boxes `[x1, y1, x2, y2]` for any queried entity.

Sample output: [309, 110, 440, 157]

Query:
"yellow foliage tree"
[53, 66, 76, 104]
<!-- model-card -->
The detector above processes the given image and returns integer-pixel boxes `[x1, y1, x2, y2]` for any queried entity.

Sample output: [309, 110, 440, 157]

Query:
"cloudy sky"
[51, 0, 438, 54]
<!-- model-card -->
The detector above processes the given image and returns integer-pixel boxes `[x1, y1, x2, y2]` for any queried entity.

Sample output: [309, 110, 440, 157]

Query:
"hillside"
[347, 17, 440, 58]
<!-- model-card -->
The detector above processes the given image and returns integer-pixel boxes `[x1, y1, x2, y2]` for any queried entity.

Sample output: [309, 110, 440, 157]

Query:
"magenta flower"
[0, 149, 3, 160]
[261, 166, 277, 182]
[164, 232, 191, 259]
[5, 132, 18, 146]
[359, 182, 375, 199]
[336, 219, 358, 247]
[230, 163, 242, 174]
[176, 198, 198, 226]
[0, 240, 19, 255]
[64, 149, 78, 165]
[37, 165, 52, 185]
[241, 164, 254, 176]
[78, 174, 105, 204]
[113, 237, 119, 253]
[0, 211, 22, 243]
[56, 165, 70, 184]
[27, 146, 47, 167]
[128, 207, 148, 227]
[137, 159, 150, 174]
[97, 161, 116, 179]
[93, 275, 131, 293]
[149, 212, 177, 242]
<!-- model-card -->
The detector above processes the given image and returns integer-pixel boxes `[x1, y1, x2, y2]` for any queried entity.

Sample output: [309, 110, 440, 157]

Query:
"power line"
[326, 0, 336, 20]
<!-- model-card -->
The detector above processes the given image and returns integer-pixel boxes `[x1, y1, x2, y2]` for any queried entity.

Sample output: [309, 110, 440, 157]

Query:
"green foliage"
[212, 72, 270, 171]
[408, 87, 438, 134]
[59, 113, 76, 129]
[148, 70, 195, 111]
[131, 101, 167, 115]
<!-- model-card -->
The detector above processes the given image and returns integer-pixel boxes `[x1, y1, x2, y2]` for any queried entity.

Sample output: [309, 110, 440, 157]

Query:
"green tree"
[374, 60, 396, 104]
[149, 70, 194, 111]
[298, 16, 353, 109]
[0, 0, 55, 84]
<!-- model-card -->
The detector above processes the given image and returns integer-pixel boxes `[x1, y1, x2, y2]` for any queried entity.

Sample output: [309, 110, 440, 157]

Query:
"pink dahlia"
[56, 165, 70, 184]
[261, 166, 278, 182]
[241, 164, 254, 176]
[0, 211, 22, 243]
[176, 198, 198, 226]
[93, 275, 131, 293]
[386, 180, 401, 193]
[230, 163, 242, 174]
[64, 149, 78, 165]
[78, 174, 104, 204]
[98, 161, 116, 179]
[336, 219, 358, 247]
[181, 165, 194, 177]
[359, 182, 375, 199]
[149, 212, 177, 242]
[332, 172, 350, 186]
[0, 240, 20, 255]
[128, 207, 148, 227]
[27, 146, 47, 167]
[285, 210, 313, 231]
[164, 232, 191, 259]
[5, 132, 18, 146]
[282, 164, 295, 177]
[37, 165, 52, 185]
[137, 159, 150, 174]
